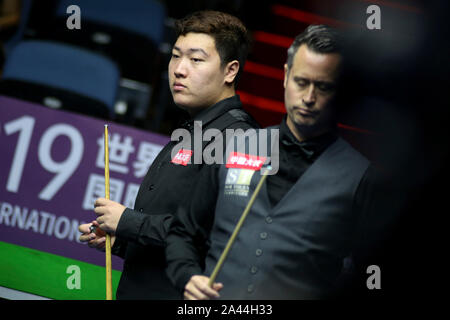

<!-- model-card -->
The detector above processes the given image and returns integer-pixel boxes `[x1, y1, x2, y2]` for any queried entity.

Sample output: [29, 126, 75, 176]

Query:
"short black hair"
[175, 10, 251, 87]
[286, 24, 342, 70]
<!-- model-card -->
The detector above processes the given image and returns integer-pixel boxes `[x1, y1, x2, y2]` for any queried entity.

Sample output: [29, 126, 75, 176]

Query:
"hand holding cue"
[208, 166, 272, 288]
[104, 125, 112, 300]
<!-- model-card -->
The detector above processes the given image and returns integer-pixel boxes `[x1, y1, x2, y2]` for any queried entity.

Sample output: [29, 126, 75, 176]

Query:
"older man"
[165, 25, 380, 299]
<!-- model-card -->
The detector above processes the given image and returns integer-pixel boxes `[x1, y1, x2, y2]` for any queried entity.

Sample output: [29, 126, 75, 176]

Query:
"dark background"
[0, 0, 448, 299]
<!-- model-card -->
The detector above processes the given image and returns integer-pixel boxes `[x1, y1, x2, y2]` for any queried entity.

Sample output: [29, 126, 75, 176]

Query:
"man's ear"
[224, 60, 240, 85]
[283, 64, 289, 89]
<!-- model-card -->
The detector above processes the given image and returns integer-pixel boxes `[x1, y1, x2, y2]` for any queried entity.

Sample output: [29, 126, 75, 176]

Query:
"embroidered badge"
[224, 168, 257, 197]
[226, 152, 266, 170]
[171, 149, 193, 166]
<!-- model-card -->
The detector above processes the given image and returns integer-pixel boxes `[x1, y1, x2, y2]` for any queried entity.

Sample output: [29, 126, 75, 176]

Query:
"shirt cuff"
[111, 235, 126, 258]
[177, 266, 203, 292]
[115, 208, 144, 243]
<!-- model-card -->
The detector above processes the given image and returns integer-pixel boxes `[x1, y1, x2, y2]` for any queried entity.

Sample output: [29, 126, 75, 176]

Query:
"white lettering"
[82, 173, 124, 210]
[178, 304, 211, 318]
[39, 211, 52, 234]
[4, 116, 35, 193]
[38, 124, 84, 201]
[24, 209, 39, 233]
[366, 5, 381, 30]
[45, 212, 56, 236]
[11, 205, 27, 229]
[66, 5, 81, 30]
[0, 202, 84, 243]
[54, 216, 71, 239]
[366, 265, 381, 289]
[66, 265, 81, 289]
[0, 202, 13, 225]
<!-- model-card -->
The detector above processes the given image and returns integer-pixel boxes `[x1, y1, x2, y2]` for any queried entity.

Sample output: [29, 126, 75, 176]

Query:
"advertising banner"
[0, 96, 169, 299]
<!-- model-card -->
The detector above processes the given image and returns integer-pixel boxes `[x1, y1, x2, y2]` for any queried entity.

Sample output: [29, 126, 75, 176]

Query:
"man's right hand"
[78, 220, 115, 251]
[184, 275, 223, 300]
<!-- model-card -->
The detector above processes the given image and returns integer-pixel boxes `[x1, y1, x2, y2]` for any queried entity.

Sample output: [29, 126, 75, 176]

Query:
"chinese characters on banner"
[0, 96, 169, 270]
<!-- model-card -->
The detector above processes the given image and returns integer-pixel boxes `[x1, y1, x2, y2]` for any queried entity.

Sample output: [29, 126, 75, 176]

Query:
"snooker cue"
[104, 124, 112, 300]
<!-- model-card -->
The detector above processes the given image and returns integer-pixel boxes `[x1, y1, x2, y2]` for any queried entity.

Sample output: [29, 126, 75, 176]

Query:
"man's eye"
[171, 53, 179, 59]
[191, 58, 203, 63]
[297, 81, 308, 87]
[318, 84, 334, 92]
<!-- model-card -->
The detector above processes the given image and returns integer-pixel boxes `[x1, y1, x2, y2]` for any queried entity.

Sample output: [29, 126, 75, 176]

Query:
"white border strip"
[0, 286, 51, 300]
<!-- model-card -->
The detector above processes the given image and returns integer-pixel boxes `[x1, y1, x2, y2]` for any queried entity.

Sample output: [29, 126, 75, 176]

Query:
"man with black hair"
[77, 10, 259, 299]
[166, 25, 385, 299]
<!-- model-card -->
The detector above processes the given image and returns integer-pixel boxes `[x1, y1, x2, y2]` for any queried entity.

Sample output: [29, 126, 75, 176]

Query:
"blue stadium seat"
[47, 0, 168, 82]
[2, 0, 33, 55]
[56, 0, 166, 46]
[0, 40, 120, 118]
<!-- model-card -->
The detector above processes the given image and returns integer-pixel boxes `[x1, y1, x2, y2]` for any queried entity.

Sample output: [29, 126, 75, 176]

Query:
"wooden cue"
[104, 125, 112, 300]
[208, 166, 271, 287]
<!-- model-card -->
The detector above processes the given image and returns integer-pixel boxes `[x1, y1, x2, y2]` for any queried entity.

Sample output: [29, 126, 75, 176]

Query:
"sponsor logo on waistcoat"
[224, 152, 267, 197]
[171, 149, 193, 166]
[226, 152, 266, 170]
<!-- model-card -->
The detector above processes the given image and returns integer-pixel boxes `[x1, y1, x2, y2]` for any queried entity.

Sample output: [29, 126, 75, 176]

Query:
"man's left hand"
[94, 198, 126, 233]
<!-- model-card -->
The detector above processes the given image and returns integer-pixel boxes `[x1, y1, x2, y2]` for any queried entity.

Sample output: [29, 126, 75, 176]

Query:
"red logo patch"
[171, 149, 193, 166]
[226, 152, 267, 170]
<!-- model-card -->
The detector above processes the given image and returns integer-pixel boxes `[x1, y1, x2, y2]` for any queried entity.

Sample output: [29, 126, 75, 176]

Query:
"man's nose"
[173, 58, 188, 78]
[303, 84, 316, 106]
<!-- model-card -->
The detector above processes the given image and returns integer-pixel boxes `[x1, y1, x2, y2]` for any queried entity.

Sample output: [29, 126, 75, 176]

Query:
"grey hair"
[286, 25, 342, 70]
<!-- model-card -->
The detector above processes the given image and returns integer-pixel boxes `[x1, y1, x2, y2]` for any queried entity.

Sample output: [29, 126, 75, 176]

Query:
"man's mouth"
[295, 106, 316, 117]
[173, 82, 186, 91]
